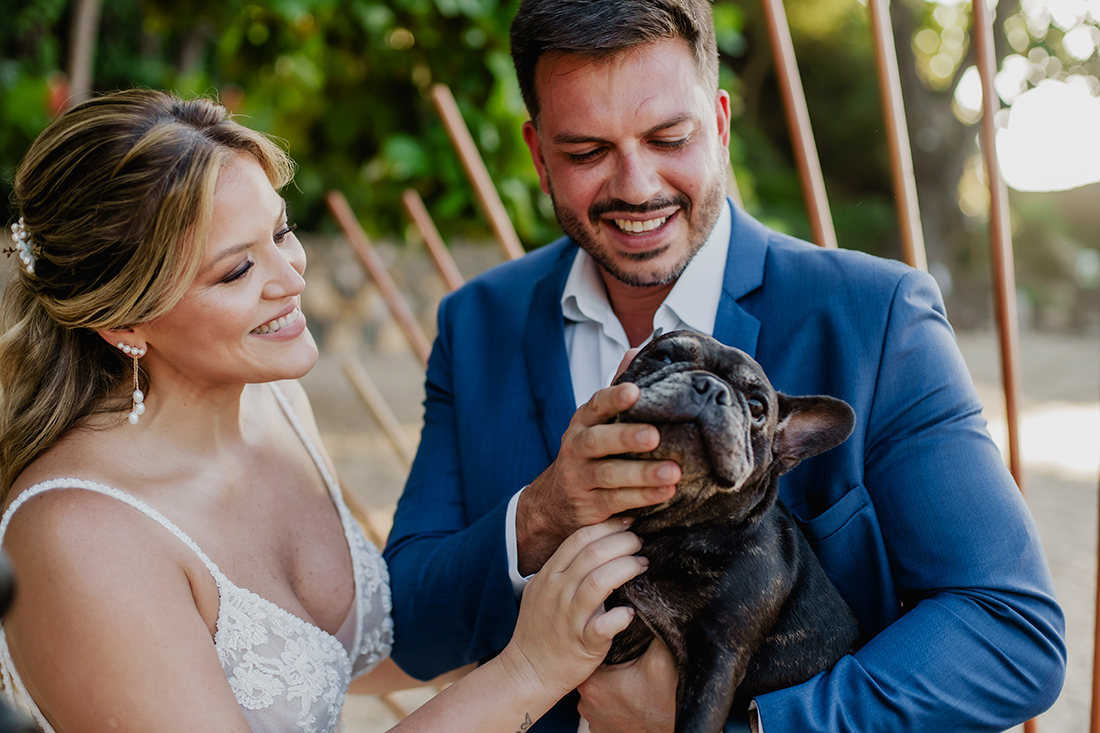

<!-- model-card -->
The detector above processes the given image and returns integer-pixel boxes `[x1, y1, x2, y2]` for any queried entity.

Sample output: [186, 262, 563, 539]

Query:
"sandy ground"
[300, 326, 1099, 733]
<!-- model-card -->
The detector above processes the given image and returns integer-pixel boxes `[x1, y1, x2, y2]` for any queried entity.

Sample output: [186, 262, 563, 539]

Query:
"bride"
[0, 89, 646, 733]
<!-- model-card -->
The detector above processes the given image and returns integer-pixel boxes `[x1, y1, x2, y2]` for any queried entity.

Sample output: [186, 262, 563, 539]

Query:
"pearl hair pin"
[117, 342, 147, 425]
[5, 218, 37, 274]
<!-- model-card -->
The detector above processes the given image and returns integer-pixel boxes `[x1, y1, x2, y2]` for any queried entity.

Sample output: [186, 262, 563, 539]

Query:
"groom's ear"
[522, 120, 551, 196]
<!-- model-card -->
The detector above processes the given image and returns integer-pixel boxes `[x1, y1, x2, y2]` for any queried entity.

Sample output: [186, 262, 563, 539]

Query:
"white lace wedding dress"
[0, 383, 393, 732]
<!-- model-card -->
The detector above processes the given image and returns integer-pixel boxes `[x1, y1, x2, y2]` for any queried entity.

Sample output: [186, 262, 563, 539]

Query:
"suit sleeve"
[381, 294, 520, 680]
[754, 270, 1066, 730]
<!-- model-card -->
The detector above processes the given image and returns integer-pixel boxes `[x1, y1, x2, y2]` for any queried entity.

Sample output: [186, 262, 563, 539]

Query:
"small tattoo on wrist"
[516, 712, 533, 732]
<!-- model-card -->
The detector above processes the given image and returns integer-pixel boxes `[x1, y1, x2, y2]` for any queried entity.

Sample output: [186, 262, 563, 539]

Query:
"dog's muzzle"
[621, 370, 756, 489]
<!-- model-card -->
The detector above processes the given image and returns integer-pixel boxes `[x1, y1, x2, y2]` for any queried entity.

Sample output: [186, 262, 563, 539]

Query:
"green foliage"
[0, 1, 66, 214]
[0, 0, 976, 265]
[0, 0, 560, 245]
[721, 0, 898, 256]
[2, 0, 1095, 332]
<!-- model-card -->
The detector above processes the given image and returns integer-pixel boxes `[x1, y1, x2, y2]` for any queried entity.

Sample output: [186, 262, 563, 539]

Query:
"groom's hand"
[577, 637, 677, 732]
[515, 380, 679, 576]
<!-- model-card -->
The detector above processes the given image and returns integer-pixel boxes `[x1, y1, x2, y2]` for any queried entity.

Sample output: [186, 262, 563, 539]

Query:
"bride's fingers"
[540, 518, 635, 577]
[521, 519, 647, 656]
[573, 552, 647, 613]
[585, 605, 637, 647]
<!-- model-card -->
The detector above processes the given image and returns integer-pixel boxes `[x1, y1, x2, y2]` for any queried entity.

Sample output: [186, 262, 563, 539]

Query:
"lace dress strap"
[267, 383, 341, 503]
[0, 478, 229, 733]
[0, 478, 225, 579]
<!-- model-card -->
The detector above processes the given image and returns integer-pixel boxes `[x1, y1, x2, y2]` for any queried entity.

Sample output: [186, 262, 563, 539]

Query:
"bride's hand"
[499, 518, 646, 701]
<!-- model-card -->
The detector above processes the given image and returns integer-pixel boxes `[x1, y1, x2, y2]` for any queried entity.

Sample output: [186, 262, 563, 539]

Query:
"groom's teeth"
[251, 307, 300, 334]
[614, 216, 668, 233]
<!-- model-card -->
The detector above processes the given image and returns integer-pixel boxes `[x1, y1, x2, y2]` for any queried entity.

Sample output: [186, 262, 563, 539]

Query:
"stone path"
[300, 327, 1099, 732]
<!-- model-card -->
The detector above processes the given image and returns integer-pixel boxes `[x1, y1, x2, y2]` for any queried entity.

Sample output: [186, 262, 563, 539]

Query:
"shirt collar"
[659, 202, 730, 336]
[560, 202, 731, 339]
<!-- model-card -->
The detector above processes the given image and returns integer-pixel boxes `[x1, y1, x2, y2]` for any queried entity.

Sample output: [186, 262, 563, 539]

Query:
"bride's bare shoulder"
[3, 412, 139, 506]
[1, 479, 197, 628]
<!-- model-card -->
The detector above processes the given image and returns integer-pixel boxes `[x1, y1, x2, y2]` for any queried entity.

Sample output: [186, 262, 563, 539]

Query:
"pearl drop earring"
[117, 342, 147, 424]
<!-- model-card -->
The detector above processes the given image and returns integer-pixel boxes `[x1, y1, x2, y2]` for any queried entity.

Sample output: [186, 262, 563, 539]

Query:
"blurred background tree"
[1, 0, 1097, 330]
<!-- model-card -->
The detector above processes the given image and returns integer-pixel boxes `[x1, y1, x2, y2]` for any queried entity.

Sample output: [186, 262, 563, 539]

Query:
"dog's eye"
[748, 398, 766, 422]
[649, 350, 674, 365]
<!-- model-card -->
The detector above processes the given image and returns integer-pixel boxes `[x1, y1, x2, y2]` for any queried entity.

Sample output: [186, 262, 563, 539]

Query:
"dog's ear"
[772, 395, 856, 475]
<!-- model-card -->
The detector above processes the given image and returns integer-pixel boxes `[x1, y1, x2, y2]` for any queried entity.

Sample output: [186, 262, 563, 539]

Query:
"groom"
[383, 0, 1066, 730]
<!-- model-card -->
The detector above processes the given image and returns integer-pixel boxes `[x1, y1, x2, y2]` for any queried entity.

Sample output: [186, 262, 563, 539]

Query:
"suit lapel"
[523, 244, 578, 460]
[712, 201, 767, 357]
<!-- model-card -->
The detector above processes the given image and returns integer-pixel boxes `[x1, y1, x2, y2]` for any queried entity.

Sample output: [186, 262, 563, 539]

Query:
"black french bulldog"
[604, 330, 860, 733]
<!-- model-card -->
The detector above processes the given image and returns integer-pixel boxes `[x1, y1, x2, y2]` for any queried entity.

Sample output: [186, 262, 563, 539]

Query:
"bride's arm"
[387, 518, 646, 732]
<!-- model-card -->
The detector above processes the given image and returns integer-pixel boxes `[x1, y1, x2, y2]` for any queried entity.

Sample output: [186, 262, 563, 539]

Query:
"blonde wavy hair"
[0, 89, 295, 497]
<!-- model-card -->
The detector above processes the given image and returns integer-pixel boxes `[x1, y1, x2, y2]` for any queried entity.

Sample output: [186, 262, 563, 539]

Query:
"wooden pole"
[66, 0, 102, 109]
[342, 357, 418, 469]
[972, 0, 1023, 489]
[327, 209, 442, 716]
[402, 189, 466, 291]
[326, 190, 433, 367]
[758, 0, 838, 249]
[1093, 460, 1100, 733]
[430, 84, 525, 261]
[867, 0, 928, 271]
[971, 2, 1031, 729]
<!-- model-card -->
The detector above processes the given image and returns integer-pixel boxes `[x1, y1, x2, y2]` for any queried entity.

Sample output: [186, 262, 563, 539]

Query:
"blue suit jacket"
[383, 201, 1065, 731]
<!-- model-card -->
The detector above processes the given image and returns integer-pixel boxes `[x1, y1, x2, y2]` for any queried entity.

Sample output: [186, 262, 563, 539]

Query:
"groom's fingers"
[576, 382, 640, 428]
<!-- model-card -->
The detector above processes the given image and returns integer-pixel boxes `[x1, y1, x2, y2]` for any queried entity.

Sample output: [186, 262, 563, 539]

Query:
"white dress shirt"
[560, 204, 732, 409]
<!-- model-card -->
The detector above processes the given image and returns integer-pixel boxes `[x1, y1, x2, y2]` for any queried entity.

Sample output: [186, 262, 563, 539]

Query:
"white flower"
[229, 661, 286, 710]
[218, 595, 271, 657]
[281, 635, 327, 688]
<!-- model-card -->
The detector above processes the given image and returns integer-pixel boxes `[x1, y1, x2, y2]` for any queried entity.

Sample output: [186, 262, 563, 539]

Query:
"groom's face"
[522, 38, 730, 289]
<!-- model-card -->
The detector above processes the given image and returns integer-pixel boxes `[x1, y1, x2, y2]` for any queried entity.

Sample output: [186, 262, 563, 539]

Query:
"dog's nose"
[692, 374, 733, 407]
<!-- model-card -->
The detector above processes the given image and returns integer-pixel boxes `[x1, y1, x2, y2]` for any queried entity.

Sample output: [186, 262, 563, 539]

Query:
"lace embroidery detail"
[223, 612, 347, 730]
[214, 580, 353, 731]
[231, 658, 288, 710]
[0, 384, 393, 733]
[219, 591, 272, 660]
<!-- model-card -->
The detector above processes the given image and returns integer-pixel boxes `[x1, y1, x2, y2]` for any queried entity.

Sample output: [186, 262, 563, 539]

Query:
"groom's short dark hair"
[510, 0, 720, 126]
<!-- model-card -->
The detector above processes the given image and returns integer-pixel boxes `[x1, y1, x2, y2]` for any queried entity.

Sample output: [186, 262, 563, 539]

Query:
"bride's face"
[136, 154, 318, 391]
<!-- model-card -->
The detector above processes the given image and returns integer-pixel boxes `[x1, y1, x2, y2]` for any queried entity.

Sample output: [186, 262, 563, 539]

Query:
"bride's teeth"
[614, 216, 668, 233]
[252, 307, 299, 334]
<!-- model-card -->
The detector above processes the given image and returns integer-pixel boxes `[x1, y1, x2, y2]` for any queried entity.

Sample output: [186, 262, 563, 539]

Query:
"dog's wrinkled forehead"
[615, 331, 772, 392]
